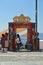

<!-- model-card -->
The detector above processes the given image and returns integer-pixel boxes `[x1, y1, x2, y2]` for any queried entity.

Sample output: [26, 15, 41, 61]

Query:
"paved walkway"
[0, 51, 43, 65]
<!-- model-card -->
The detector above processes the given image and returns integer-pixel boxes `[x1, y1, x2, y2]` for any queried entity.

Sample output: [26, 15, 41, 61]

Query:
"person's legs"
[17, 44, 20, 50]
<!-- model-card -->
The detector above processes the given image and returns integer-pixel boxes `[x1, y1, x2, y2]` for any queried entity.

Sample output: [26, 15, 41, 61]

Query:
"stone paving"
[0, 51, 43, 65]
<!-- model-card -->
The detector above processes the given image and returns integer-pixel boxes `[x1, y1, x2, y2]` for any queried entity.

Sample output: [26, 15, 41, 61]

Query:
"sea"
[39, 33, 43, 40]
[17, 30, 43, 44]
[21, 33, 43, 44]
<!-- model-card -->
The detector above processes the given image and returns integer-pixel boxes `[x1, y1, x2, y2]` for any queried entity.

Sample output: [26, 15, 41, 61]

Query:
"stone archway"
[9, 14, 35, 51]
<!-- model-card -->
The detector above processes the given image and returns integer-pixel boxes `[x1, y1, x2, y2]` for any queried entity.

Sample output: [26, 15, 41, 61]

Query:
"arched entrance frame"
[9, 23, 33, 50]
[9, 14, 35, 50]
[13, 23, 32, 43]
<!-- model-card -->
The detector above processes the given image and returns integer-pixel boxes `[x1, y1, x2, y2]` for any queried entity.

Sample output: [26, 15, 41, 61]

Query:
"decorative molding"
[13, 14, 31, 23]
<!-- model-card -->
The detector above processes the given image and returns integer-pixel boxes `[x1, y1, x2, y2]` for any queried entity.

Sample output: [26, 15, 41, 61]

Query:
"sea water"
[21, 33, 43, 44]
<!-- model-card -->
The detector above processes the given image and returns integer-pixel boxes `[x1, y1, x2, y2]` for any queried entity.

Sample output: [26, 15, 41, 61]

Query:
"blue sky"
[0, 0, 43, 33]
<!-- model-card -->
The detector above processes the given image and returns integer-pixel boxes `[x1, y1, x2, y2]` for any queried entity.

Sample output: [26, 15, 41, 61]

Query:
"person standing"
[15, 34, 21, 50]
[4, 33, 9, 52]
[1, 34, 5, 52]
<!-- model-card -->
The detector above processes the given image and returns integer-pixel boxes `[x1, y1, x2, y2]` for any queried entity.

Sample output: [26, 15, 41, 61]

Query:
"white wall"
[39, 40, 43, 49]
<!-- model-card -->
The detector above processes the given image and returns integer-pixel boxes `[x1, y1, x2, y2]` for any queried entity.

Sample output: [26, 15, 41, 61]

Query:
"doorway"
[16, 28, 27, 45]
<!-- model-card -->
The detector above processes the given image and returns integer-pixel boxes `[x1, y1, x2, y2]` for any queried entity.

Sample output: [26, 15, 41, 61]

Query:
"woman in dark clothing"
[15, 34, 23, 50]
[1, 34, 5, 52]
[16, 34, 23, 47]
